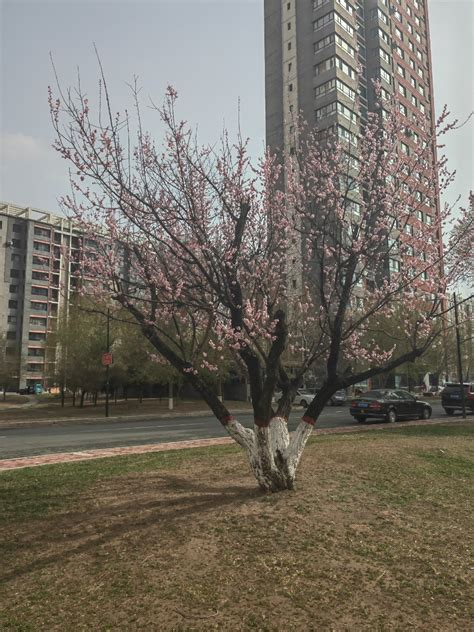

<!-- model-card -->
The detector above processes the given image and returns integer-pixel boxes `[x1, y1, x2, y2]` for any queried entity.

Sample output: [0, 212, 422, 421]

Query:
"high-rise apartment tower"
[265, 0, 438, 167]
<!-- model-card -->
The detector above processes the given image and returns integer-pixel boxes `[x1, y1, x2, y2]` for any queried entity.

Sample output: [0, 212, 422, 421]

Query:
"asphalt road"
[0, 402, 450, 460]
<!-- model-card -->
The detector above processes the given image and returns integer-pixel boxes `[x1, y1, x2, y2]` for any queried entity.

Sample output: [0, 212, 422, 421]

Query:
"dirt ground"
[0, 423, 473, 630]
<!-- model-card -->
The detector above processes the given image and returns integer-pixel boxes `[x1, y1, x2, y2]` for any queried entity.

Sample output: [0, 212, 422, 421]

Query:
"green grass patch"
[0, 423, 472, 630]
[0, 444, 239, 524]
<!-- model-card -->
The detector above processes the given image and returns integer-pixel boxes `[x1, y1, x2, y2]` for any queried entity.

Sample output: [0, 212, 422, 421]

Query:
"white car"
[275, 389, 316, 408]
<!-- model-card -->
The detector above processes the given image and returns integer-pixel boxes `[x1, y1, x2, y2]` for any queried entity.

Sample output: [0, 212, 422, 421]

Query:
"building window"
[335, 56, 356, 78]
[377, 8, 388, 25]
[288, 41, 292, 51]
[314, 13, 329, 30]
[27, 363, 44, 372]
[33, 241, 51, 253]
[32, 271, 49, 281]
[315, 34, 334, 52]
[399, 103, 408, 116]
[377, 28, 390, 46]
[313, 0, 330, 8]
[395, 27, 403, 41]
[288, 83, 293, 92]
[11, 253, 21, 262]
[8, 300, 18, 309]
[7, 331, 16, 340]
[400, 142, 409, 155]
[12, 224, 22, 233]
[31, 286, 49, 297]
[30, 317, 47, 327]
[379, 48, 391, 64]
[336, 0, 353, 15]
[11, 239, 22, 249]
[335, 33, 356, 57]
[7, 315, 17, 324]
[334, 11, 354, 36]
[34, 226, 51, 238]
[314, 57, 335, 75]
[395, 45, 404, 59]
[32, 255, 49, 266]
[29, 332, 47, 341]
[398, 84, 407, 97]
[379, 67, 391, 84]
[287, 21, 291, 30]
[337, 101, 357, 123]
[389, 259, 401, 272]
[397, 64, 405, 78]
[407, 22, 414, 35]
[315, 101, 337, 120]
[408, 40, 415, 52]
[315, 78, 336, 97]
[10, 269, 20, 278]
[9, 284, 18, 293]
[336, 78, 355, 99]
[30, 301, 48, 312]
[28, 348, 45, 357]
[338, 125, 358, 146]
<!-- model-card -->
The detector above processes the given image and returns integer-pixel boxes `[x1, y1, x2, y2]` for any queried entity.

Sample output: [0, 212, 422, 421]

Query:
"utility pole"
[105, 308, 110, 418]
[453, 293, 466, 419]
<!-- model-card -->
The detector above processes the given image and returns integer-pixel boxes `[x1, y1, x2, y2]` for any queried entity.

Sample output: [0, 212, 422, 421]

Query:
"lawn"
[0, 423, 473, 630]
[0, 397, 251, 424]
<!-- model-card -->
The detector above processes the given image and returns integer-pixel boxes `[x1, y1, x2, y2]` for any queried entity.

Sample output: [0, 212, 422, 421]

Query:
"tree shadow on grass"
[0, 473, 262, 584]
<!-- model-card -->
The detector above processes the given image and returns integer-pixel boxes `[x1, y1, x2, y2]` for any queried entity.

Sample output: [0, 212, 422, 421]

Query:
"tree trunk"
[225, 417, 314, 492]
[2, 388, 6, 402]
[72, 389, 76, 407]
[139, 384, 143, 403]
[80, 390, 86, 408]
[61, 386, 65, 408]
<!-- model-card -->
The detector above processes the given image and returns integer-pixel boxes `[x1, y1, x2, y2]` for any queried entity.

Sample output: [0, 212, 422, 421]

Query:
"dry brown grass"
[0, 423, 473, 630]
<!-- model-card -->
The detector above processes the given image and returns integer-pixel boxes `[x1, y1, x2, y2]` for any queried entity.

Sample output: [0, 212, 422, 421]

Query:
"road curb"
[0, 417, 468, 472]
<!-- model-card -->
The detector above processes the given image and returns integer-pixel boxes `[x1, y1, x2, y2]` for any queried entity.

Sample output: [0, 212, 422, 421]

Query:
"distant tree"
[52, 300, 109, 406]
[50, 70, 472, 491]
[0, 332, 20, 400]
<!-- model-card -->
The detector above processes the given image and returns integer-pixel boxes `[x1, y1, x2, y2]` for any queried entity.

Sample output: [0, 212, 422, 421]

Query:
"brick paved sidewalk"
[0, 417, 464, 472]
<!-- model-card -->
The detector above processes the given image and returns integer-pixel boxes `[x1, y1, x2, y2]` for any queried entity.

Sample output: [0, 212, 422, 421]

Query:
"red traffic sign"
[102, 352, 113, 366]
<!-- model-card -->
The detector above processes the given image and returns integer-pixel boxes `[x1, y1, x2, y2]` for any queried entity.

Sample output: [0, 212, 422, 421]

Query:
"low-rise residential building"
[0, 201, 84, 390]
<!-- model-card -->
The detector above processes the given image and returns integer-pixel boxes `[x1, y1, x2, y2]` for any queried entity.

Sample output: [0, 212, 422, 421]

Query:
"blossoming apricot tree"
[50, 70, 472, 491]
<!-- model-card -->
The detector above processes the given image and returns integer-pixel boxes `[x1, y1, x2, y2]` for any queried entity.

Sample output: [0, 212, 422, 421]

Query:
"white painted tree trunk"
[225, 417, 314, 491]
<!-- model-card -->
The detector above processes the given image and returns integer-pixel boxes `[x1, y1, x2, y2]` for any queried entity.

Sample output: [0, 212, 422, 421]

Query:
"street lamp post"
[453, 293, 467, 419]
[105, 308, 110, 418]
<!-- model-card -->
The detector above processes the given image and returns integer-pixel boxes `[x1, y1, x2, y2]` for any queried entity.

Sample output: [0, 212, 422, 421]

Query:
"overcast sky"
[1, 0, 472, 215]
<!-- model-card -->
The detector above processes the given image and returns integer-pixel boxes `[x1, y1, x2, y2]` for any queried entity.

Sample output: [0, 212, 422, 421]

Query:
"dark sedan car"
[350, 389, 432, 423]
